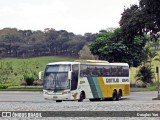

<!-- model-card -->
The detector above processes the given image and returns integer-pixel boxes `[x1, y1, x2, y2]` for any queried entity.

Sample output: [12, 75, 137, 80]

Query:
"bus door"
[71, 64, 79, 90]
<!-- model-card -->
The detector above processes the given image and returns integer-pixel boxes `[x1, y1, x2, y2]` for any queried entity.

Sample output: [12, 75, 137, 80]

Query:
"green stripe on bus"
[87, 77, 102, 98]
[93, 77, 103, 98]
[87, 77, 98, 98]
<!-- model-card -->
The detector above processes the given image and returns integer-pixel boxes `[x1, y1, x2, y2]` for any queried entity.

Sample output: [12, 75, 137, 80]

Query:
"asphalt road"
[0, 91, 159, 102]
[0, 91, 159, 110]
[0, 91, 159, 119]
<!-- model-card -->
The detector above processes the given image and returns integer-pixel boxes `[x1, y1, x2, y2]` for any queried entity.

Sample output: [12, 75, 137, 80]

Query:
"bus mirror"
[68, 71, 72, 80]
[39, 71, 44, 80]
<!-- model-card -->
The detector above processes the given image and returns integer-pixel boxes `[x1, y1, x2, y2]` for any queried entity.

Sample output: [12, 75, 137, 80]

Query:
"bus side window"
[71, 64, 79, 90]
[80, 65, 87, 77]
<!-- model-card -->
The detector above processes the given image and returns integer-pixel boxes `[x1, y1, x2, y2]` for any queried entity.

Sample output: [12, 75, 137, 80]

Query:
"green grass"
[133, 86, 158, 91]
[0, 56, 75, 84]
[5, 86, 43, 91]
[7, 86, 43, 89]
[0, 85, 43, 91]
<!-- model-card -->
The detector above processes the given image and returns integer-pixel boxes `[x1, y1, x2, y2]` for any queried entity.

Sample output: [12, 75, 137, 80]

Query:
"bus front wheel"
[78, 92, 85, 102]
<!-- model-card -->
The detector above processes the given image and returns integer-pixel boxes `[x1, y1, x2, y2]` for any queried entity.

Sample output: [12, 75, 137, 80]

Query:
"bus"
[39, 60, 130, 102]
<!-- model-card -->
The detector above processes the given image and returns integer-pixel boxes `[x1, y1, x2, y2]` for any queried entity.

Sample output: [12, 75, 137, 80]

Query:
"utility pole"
[153, 66, 160, 100]
[157, 66, 160, 98]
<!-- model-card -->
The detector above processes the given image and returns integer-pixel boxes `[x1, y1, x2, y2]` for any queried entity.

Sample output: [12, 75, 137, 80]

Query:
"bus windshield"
[43, 65, 70, 90]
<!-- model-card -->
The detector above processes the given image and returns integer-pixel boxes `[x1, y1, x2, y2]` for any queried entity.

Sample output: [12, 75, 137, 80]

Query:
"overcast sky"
[0, 0, 139, 35]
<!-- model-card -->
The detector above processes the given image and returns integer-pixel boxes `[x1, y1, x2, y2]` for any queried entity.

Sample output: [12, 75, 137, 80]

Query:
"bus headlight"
[63, 91, 70, 94]
[44, 91, 48, 94]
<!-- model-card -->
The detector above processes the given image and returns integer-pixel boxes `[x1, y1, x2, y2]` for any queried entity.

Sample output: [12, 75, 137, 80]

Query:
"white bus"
[39, 60, 130, 102]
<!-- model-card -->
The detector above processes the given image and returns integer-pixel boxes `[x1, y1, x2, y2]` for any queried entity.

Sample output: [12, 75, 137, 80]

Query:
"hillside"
[0, 56, 74, 84]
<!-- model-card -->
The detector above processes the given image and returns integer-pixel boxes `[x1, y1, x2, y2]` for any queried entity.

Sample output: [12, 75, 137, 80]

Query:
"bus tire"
[112, 90, 117, 101]
[78, 92, 84, 102]
[89, 99, 95, 102]
[56, 100, 62, 102]
[117, 90, 122, 100]
[89, 98, 100, 102]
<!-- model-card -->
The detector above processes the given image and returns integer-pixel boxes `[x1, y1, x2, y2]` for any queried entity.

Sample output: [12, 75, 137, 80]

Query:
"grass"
[5, 86, 43, 91]
[0, 85, 43, 91]
[0, 56, 75, 84]
[132, 86, 159, 92]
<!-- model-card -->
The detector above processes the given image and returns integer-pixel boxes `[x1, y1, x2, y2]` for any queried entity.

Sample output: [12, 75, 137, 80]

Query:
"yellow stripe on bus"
[97, 77, 108, 97]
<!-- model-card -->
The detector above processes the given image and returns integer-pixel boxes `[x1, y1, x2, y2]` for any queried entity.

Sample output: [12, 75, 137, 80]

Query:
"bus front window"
[44, 65, 70, 90]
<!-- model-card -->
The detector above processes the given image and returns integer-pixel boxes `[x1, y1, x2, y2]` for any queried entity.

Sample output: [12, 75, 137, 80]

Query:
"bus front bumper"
[43, 91, 72, 100]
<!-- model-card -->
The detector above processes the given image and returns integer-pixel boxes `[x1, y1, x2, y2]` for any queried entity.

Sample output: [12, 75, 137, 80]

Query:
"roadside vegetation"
[0, 56, 74, 90]
[0, 55, 159, 91]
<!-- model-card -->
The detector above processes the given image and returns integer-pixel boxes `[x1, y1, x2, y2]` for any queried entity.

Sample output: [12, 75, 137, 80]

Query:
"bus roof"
[74, 60, 109, 63]
[47, 61, 79, 65]
[47, 60, 129, 66]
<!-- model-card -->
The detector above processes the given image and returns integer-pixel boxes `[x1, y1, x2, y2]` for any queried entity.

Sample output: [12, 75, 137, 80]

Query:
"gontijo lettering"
[106, 78, 119, 83]
[122, 79, 129, 82]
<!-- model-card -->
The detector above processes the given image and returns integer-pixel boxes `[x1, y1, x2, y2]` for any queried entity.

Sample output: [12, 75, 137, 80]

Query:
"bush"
[130, 82, 136, 88]
[33, 80, 43, 86]
[0, 84, 8, 89]
[135, 66, 154, 84]
[131, 81, 150, 88]
[20, 81, 27, 86]
[24, 76, 34, 86]
[0, 84, 19, 89]
[135, 83, 141, 88]
[141, 83, 147, 88]
[7, 86, 43, 90]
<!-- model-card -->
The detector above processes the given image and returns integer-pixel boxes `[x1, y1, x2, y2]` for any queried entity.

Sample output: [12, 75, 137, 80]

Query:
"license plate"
[53, 96, 58, 98]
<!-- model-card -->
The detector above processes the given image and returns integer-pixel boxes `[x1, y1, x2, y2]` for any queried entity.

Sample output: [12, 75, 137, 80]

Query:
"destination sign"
[106, 78, 129, 83]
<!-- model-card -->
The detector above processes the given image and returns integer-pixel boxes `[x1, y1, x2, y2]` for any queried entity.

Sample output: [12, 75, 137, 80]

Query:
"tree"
[84, 33, 97, 42]
[120, 5, 144, 40]
[89, 31, 113, 59]
[139, 0, 160, 39]
[120, 0, 160, 49]
[67, 35, 86, 57]
[0, 28, 23, 57]
[142, 43, 158, 67]
[89, 28, 147, 67]
[30, 30, 47, 56]
[78, 45, 96, 59]
[135, 65, 154, 84]
[0, 27, 96, 58]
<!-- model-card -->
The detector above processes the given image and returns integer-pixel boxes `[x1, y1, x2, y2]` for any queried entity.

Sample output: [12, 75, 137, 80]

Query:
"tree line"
[0, 28, 97, 58]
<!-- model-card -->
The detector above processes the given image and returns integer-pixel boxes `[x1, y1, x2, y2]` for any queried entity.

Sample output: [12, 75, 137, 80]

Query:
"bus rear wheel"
[112, 90, 117, 101]
[117, 90, 122, 100]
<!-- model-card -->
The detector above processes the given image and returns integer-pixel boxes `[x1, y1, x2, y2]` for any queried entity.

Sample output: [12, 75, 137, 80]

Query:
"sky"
[0, 0, 139, 35]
